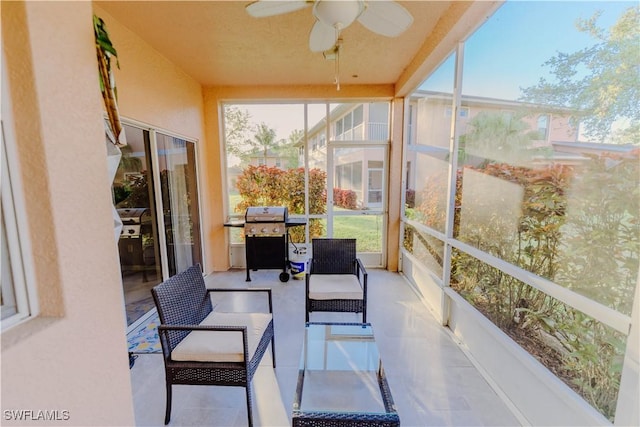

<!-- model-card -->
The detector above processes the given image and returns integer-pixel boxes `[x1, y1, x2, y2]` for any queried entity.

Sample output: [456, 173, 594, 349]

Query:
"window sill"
[1, 316, 58, 351]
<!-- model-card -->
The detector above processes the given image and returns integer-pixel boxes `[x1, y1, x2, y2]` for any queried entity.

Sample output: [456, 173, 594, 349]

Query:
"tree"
[462, 111, 540, 165]
[223, 106, 303, 167]
[223, 106, 253, 161]
[521, 6, 640, 144]
[246, 123, 280, 165]
[275, 129, 303, 168]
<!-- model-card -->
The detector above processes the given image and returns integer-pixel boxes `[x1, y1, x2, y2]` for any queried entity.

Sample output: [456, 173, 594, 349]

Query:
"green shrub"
[417, 149, 639, 421]
[235, 165, 326, 242]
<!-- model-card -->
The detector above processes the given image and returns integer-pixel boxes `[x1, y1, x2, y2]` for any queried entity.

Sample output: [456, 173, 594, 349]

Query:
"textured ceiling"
[96, 1, 455, 89]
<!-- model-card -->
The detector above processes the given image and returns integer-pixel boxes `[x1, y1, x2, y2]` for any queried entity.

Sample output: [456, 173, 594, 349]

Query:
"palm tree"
[117, 144, 142, 174]
[463, 111, 539, 165]
[277, 129, 303, 168]
[246, 123, 278, 165]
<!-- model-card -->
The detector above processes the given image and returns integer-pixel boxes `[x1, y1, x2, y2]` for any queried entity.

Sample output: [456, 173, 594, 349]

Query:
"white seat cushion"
[171, 312, 272, 363]
[309, 274, 363, 300]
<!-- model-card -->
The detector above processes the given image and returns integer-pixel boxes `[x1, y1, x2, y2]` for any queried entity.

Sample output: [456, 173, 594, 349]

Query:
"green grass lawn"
[333, 215, 382, 252]
[228, 194, 243, 214]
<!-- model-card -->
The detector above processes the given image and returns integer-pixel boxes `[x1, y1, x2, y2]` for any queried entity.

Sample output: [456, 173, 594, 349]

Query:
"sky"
[239, 103, 323, 141]
[229, 1, 636, 142]
[421, 1, 635, 100]
[224, 103, 327, 166]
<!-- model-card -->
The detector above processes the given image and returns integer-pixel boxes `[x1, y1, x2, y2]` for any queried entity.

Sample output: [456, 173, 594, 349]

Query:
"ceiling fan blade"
[309, 20, 338, 52]
[246, 0, 310, 18]
[357, 0, 413, 37]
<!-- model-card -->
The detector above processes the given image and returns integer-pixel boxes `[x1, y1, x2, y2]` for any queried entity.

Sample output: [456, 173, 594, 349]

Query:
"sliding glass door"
[113, 124, 202, 327]
[155, 133, 202, 277]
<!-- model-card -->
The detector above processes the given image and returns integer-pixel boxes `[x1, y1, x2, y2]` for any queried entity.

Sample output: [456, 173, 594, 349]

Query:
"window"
[367, 161, 383, 205]
[344, 113, 352, 133]
[445, 106, 470, 118]
[1, 184, 21, 324]
[1, 116, 35, 331]
[335, 119, 343, 139]
[537, 114, 549, 140]
[353, 105, 364, 127]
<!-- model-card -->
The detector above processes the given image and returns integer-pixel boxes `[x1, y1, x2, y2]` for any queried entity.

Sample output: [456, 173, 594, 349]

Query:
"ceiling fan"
[245, 0, 414, 53]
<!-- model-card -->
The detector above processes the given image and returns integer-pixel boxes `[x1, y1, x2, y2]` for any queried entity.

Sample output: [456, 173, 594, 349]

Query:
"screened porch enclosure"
[3, 1, 637, 426]
[223, 102, 390, 268]
[401, 3, 639, 424]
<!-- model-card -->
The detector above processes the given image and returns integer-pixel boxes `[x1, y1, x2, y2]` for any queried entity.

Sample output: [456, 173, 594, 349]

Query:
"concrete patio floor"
[129, 268, 522, 426]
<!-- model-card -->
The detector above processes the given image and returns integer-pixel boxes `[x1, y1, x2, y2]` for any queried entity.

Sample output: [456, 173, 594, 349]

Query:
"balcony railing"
[333, 122, 389, 141]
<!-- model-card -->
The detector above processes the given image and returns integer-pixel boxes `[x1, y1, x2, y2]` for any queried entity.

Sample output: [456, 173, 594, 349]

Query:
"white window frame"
[1, 58, 38, 330]
[537, 114, 550, 140]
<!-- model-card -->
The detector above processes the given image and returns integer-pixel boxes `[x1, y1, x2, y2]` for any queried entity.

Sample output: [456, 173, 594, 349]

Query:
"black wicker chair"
[305, 238, 368, 323]
[151, 264, 275, 426]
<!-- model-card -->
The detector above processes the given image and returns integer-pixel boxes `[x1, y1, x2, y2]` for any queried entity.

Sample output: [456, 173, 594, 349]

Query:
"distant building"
[247, 147, 285, 168]
[303, 102, 390, 209]
[407, 90, 580, 149]
[301, 92, 632, 210]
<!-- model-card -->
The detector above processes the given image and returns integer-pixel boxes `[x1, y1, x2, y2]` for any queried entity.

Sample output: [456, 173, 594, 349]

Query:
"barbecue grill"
[118, 207, 149, 238]
[244, 206, 291, 282]
[117, 208, 152, 273]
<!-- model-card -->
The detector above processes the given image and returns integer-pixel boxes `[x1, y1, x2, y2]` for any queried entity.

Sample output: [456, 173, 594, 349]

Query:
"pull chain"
[335, 46, 340, 91]
[334, 33, 341, 91]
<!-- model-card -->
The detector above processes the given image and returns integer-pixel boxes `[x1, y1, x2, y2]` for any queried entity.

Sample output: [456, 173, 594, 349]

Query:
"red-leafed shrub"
[235, 165, 326, 241]
[333, 188, 358, 209]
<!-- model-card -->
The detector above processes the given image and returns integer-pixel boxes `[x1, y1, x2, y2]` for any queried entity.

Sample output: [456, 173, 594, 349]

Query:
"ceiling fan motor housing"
[313, 0, 365, 30]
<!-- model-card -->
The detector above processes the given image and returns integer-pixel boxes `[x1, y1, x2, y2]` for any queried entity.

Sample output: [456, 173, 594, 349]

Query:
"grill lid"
[117, 208, 148, 224]
[245, 206, 288, 223]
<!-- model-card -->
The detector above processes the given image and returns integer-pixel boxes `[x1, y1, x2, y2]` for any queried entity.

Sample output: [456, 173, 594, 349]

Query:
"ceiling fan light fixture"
[313, 0, 364, 30]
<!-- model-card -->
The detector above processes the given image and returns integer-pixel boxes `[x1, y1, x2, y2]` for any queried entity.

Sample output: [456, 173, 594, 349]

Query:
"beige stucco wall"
[91, 8, 401, 274]
[93, 7, 204, 139]
[1, 2, 135, 425]
[92, 5, 221, 273]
